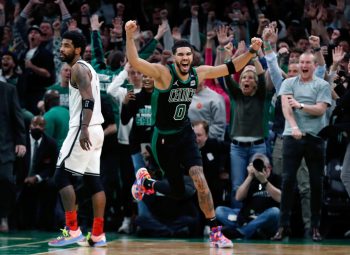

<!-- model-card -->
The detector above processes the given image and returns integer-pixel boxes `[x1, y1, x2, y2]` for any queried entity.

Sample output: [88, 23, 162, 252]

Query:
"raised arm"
[125, 20, 169, 86]
[196, 37, 262, 81]
[262, 26, 284, 92]
[309, 35, 326, 68]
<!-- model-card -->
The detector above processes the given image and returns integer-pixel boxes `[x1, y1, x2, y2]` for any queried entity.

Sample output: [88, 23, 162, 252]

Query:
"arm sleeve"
[224, 75, 241, 99]
[162, 20, 174, 51]
[10, 85, 26, 146]
[315, 64, 326, 79]
[107, 70, 128, 103]
[209, 95, 226, 141]
[139, 38, 159, 60]
[121, 101, 136, 125]
[264, 52, 283, 93]
[190, 17, 201, 51]
[91, 30, 106, 69]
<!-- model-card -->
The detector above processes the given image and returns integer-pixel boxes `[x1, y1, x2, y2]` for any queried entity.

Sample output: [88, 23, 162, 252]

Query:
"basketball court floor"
[0, 231, 349, 255]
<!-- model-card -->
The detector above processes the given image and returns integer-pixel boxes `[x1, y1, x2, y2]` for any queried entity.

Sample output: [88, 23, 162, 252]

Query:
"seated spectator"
[135, 174, 200, 238]
[216, 153, 281, 240]
[189, 85, 226, 141]
[15, 115, 59, 230]
[192, 120, 230, 207]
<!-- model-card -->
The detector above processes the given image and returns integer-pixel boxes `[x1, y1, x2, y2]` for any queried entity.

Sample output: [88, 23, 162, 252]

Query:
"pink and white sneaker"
[131, 168, 155, 201]
[209, 226, 233, 248]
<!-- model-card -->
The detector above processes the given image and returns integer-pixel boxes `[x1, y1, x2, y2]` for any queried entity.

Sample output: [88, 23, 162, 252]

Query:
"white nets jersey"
[68, 60, 104, 128]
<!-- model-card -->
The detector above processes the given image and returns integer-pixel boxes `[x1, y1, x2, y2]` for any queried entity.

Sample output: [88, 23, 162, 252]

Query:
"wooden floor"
[0, 231, 349, 255]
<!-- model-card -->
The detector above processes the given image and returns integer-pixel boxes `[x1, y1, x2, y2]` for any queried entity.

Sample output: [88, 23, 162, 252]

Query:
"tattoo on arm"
[72, 63, 94, 126]
[72, 63, 94, 100]
[189, 166, 215, 217]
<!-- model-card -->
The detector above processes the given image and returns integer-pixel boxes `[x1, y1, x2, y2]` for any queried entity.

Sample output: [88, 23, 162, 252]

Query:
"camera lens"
[253, 158, 265, 172]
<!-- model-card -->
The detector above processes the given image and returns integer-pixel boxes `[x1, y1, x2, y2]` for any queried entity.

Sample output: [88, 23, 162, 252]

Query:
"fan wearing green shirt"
[43, 90, 69, 150]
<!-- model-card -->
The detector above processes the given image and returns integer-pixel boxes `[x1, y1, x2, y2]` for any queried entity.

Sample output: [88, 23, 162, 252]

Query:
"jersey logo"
[173, 80, 179, 87]
[190, 80, 196, 87]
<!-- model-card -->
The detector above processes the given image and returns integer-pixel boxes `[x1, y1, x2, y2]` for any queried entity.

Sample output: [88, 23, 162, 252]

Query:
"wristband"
[82, 99, 94, 110]
[313, 47, 321, 52]
[264, 46, 272, 52]
[291, 126, 299, 130]
[249, 46, 258, 54]
[225, 61, 236, 74]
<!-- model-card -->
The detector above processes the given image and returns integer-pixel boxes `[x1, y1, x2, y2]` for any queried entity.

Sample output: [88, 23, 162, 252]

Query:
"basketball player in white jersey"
[48, 31, 106, 247]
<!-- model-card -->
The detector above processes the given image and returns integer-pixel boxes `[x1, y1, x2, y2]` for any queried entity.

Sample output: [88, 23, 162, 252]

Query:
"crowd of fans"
[1, 0, 350, 241]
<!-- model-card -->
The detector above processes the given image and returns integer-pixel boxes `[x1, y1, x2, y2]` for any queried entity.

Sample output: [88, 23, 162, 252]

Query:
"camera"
[252, 158, 265, 172]
[334, 70, 347, 86]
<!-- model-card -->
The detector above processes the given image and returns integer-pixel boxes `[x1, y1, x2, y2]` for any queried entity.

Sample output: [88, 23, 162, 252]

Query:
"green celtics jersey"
[151, 64, 198, 134]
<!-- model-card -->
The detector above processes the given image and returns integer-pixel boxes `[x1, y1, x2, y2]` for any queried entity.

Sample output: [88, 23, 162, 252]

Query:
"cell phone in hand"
[125, 83, 134, 92]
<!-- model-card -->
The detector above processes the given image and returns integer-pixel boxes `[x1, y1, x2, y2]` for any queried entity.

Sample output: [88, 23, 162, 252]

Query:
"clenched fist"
[250, 37, 263, 51]
[125, 20, 138, 38]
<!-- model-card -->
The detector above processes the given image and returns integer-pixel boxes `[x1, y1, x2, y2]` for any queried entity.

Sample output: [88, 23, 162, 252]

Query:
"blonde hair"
[239, 69, 258, 84]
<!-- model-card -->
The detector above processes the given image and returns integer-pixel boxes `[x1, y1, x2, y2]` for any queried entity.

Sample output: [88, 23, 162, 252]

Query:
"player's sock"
[65, 210, 78, 231]
[92, 217, 104, 237]
[207, 216, 218, 228]
[143, 178, 156, 190]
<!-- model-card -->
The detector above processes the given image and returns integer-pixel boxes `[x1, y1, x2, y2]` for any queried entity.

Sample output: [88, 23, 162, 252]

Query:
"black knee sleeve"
[83, 175, 104, 195]
[54, 164, 73, 190]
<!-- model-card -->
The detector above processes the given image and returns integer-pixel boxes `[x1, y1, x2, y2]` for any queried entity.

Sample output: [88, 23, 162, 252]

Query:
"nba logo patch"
[190, 80, 196, 86]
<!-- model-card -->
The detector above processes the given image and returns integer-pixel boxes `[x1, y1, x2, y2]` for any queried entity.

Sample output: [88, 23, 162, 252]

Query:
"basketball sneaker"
[77, 232, 107, 247]
[48, 227, 84, 247]
[209, 226, 233, 248]
[131, 168, 155, 201]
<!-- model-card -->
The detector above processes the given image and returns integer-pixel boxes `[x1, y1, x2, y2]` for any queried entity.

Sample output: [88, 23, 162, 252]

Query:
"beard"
[60, 53, 75, 64]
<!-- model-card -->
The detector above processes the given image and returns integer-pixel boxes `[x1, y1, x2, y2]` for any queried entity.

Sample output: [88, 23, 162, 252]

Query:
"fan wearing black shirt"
[215, 153, 281, 239]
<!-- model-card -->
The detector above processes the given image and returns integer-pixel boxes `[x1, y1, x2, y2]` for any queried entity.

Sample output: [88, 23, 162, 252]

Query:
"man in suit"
[16, 115, 59, 230]
[0, 81, 26, 232]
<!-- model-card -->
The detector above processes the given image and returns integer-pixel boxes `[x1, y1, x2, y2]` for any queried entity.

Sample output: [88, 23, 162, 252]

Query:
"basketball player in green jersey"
[125, 20, 262, 248]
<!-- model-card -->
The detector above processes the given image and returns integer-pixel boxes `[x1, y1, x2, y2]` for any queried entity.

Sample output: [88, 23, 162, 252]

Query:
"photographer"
[320, 59, 350, 197]
[215, 153, 281, 240]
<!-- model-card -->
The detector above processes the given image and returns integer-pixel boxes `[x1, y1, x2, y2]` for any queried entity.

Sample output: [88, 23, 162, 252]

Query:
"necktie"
[29, 140, 39, 177]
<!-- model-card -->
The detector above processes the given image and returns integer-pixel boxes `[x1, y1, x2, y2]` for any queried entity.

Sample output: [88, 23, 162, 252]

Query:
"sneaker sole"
[48, 235, 85, 247]
[77, 239, 107, 247]
[210, 242, 234, 248]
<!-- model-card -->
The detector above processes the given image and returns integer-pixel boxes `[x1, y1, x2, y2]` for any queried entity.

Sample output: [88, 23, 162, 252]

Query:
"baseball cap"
[27, 25, 43, 35]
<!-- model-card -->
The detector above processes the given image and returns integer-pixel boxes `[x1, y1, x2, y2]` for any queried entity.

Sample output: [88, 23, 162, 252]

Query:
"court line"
[0, 239, 51, 249]
[34, 247, 79, 255]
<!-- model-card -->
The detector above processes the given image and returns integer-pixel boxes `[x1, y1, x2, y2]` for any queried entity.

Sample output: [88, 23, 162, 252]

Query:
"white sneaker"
[0, 217, 9, 232]
[118, 217, 131, 234]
